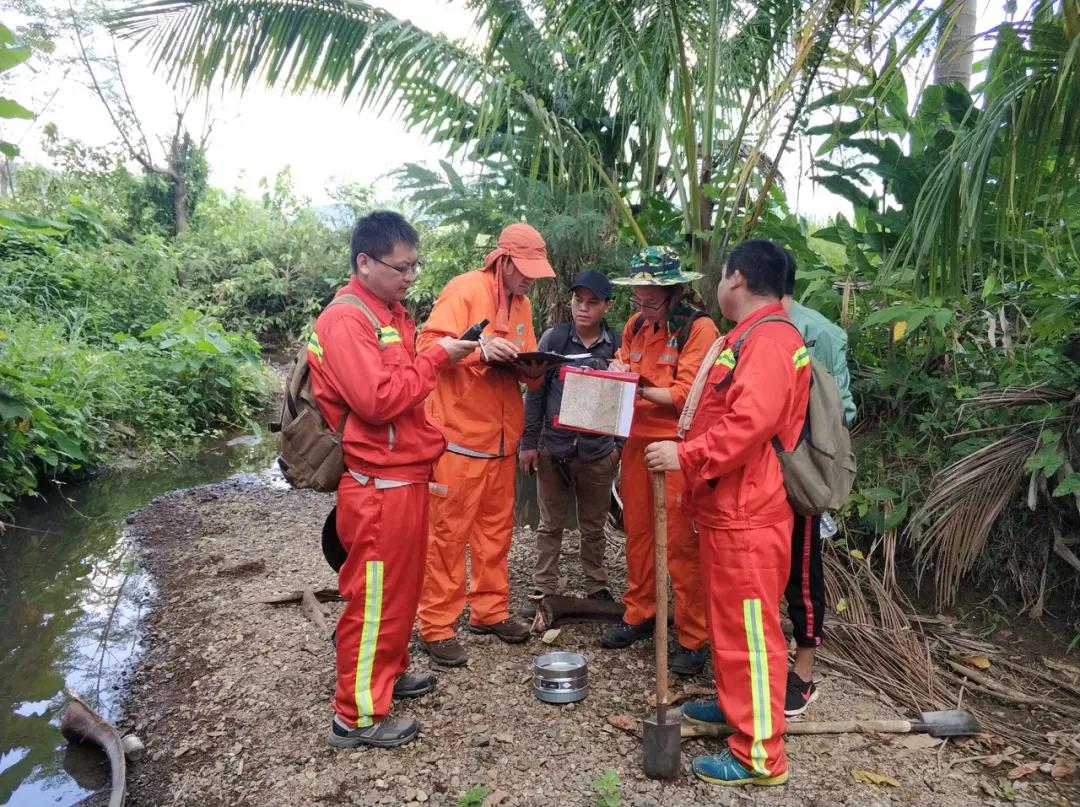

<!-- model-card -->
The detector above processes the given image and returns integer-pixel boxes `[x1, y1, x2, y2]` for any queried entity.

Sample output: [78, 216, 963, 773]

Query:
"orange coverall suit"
[308, 277, 451, 729]
[677, 303, 810, 777]
[616, 312, 719, 649]
[416, 268, 539, 641]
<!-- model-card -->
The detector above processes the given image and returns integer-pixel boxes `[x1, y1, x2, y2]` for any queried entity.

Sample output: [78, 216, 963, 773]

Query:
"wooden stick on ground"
[300, 588, 329, 635]
[253, 588, 343, 605]
[944, 660, 1080, 719]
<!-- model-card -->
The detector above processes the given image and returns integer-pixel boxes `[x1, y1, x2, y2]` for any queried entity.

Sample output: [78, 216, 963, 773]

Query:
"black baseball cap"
[571, 269, 613, 300]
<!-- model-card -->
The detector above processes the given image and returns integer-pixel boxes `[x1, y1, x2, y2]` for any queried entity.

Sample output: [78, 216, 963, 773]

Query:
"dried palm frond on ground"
[817, 549, 1080, 758]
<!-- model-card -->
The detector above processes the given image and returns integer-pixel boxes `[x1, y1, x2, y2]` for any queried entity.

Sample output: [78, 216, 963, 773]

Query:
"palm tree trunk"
[934, 0, 976, 88]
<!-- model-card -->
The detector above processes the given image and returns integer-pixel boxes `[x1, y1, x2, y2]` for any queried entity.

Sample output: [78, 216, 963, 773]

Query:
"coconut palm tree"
[110, 0, 937, 281]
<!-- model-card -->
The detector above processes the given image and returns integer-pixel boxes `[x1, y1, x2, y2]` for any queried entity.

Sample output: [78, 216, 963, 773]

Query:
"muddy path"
[115, 476, 1074, 807]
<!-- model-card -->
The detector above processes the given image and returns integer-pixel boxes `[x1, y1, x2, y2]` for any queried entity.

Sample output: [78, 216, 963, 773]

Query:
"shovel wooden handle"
[652, 471, 669, 724]
[681, 719, 916, 738]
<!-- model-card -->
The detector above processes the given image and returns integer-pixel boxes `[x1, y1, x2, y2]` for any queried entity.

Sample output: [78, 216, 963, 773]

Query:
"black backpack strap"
[551, 321, 576, 356]
[607, 320, 621, 352]
[675, 309, 709, 351]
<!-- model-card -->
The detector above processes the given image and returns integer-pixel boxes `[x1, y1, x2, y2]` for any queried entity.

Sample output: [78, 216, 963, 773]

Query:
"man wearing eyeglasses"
[308, 211, 478, 749]
[602, 247, 719, 676]
[416, 223, 558, 667]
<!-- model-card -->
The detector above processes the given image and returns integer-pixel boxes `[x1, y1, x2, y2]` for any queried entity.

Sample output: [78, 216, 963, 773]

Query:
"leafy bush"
[0, 307, 265, 510]
[175, 173, 350, 342]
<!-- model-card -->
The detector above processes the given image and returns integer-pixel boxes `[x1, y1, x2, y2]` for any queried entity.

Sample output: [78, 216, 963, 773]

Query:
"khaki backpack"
[732, 315, 857, 516]
[270, 294, 385, 492]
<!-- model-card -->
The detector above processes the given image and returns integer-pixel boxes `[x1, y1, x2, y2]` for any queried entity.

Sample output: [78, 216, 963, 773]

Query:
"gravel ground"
[115, 473, 1073, 807]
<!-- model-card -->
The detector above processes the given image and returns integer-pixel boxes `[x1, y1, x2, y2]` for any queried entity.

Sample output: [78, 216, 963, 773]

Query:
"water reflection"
[0, 435, 278, 807]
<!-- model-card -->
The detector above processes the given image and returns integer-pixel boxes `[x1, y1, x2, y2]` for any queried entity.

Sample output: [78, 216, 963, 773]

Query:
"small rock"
[374, 779, 388, 790]
[415, 791, 428, 803]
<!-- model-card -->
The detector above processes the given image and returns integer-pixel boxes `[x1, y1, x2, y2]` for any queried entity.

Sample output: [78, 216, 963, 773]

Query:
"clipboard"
[552, 366, 639, 438]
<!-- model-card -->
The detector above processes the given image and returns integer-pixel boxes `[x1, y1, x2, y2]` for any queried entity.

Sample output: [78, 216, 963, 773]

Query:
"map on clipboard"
[552, 366, 639, 438]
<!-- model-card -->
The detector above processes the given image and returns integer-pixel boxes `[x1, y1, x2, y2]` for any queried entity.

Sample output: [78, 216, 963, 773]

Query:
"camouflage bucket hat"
[611, 246, 703, 286]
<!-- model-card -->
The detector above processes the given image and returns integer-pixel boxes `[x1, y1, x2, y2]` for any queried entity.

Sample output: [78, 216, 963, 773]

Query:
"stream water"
[0, 434, 545, 807]
[0, 435, 279, 807]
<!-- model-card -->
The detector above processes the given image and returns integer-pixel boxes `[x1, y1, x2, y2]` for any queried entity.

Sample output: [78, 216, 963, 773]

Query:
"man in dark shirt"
[519, 270, 622, 605]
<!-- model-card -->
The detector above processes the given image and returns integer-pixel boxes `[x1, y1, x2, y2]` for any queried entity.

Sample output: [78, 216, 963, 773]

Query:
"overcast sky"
[6, 1, 1008, 211]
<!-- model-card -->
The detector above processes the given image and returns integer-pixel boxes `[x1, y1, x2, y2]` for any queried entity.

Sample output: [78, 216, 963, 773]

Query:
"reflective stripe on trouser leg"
[335, 479, 429, 728]
[742, 598, 772, 776]
[354, 560, 384, 726]
[700, 520, 790, 777]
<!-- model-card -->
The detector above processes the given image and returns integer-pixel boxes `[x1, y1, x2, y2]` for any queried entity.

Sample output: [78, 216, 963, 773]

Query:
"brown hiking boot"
[422, 637, 467, 667]
[469, 618, 531, 644]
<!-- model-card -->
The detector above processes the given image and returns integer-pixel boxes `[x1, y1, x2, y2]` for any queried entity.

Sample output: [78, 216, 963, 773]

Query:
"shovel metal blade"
[917, 710, 981, 737]
[642, 714, 682, 779]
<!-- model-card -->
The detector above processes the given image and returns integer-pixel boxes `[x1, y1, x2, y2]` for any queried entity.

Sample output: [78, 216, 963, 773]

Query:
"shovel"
[642, 471, 681, 779]
[681, 709, 981, 739]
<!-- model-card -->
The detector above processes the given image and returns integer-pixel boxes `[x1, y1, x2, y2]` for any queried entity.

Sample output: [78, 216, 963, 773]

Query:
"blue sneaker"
[681, 699, 726, 726]
[692, 748, 789, 786]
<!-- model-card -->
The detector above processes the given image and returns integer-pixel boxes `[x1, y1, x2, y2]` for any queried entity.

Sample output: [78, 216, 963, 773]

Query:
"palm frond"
[890, 4, 1080, 294]
[112, 1, 603, 181]
[905, 428, 1040, 609]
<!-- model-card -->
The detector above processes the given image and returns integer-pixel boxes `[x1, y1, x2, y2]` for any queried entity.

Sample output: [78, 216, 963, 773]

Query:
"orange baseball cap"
[499, 223, 555, 279]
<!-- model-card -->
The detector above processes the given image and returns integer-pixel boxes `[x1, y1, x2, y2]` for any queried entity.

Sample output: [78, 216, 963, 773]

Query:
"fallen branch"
[944, 660, 1080, 718]
[539, 595, 625, 628]
[301, 588, 329, 635]
[60, 690, 127, 807]
[991, 656, 1080, 702]
[253, 588, 343, 605]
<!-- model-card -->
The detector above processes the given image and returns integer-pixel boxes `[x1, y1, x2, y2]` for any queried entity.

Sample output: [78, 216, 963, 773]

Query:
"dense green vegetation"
[0, 165, 266, 512]
[3, 2, 1078, 629]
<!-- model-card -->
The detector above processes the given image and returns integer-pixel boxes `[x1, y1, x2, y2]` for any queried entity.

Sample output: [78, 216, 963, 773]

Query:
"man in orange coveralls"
[646, 238, 810, 786]
[416, 223, 556, 666]
[604, 246, 719, 675]
[308, 211, 478, 748]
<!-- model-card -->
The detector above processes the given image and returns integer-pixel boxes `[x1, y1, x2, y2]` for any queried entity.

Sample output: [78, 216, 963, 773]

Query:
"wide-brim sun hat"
[611, 245, 703, 286]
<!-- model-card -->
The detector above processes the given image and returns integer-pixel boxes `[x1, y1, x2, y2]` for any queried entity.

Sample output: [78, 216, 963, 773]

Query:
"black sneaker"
[328, 715, 419, 748]
[784, 670, 818, 717]
[392, 671, 436, 698]
[670, 643, 708, 676]
[600, 618, 655, 649]
[587, 588, 615, 601]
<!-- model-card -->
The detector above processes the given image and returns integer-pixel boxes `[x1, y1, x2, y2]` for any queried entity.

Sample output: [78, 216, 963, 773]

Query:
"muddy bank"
[116, 477, 1072, 807]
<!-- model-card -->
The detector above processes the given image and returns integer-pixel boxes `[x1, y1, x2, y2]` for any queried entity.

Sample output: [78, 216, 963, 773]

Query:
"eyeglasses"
[630, 295, 665, 311]
[364, 253, 424, 277]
